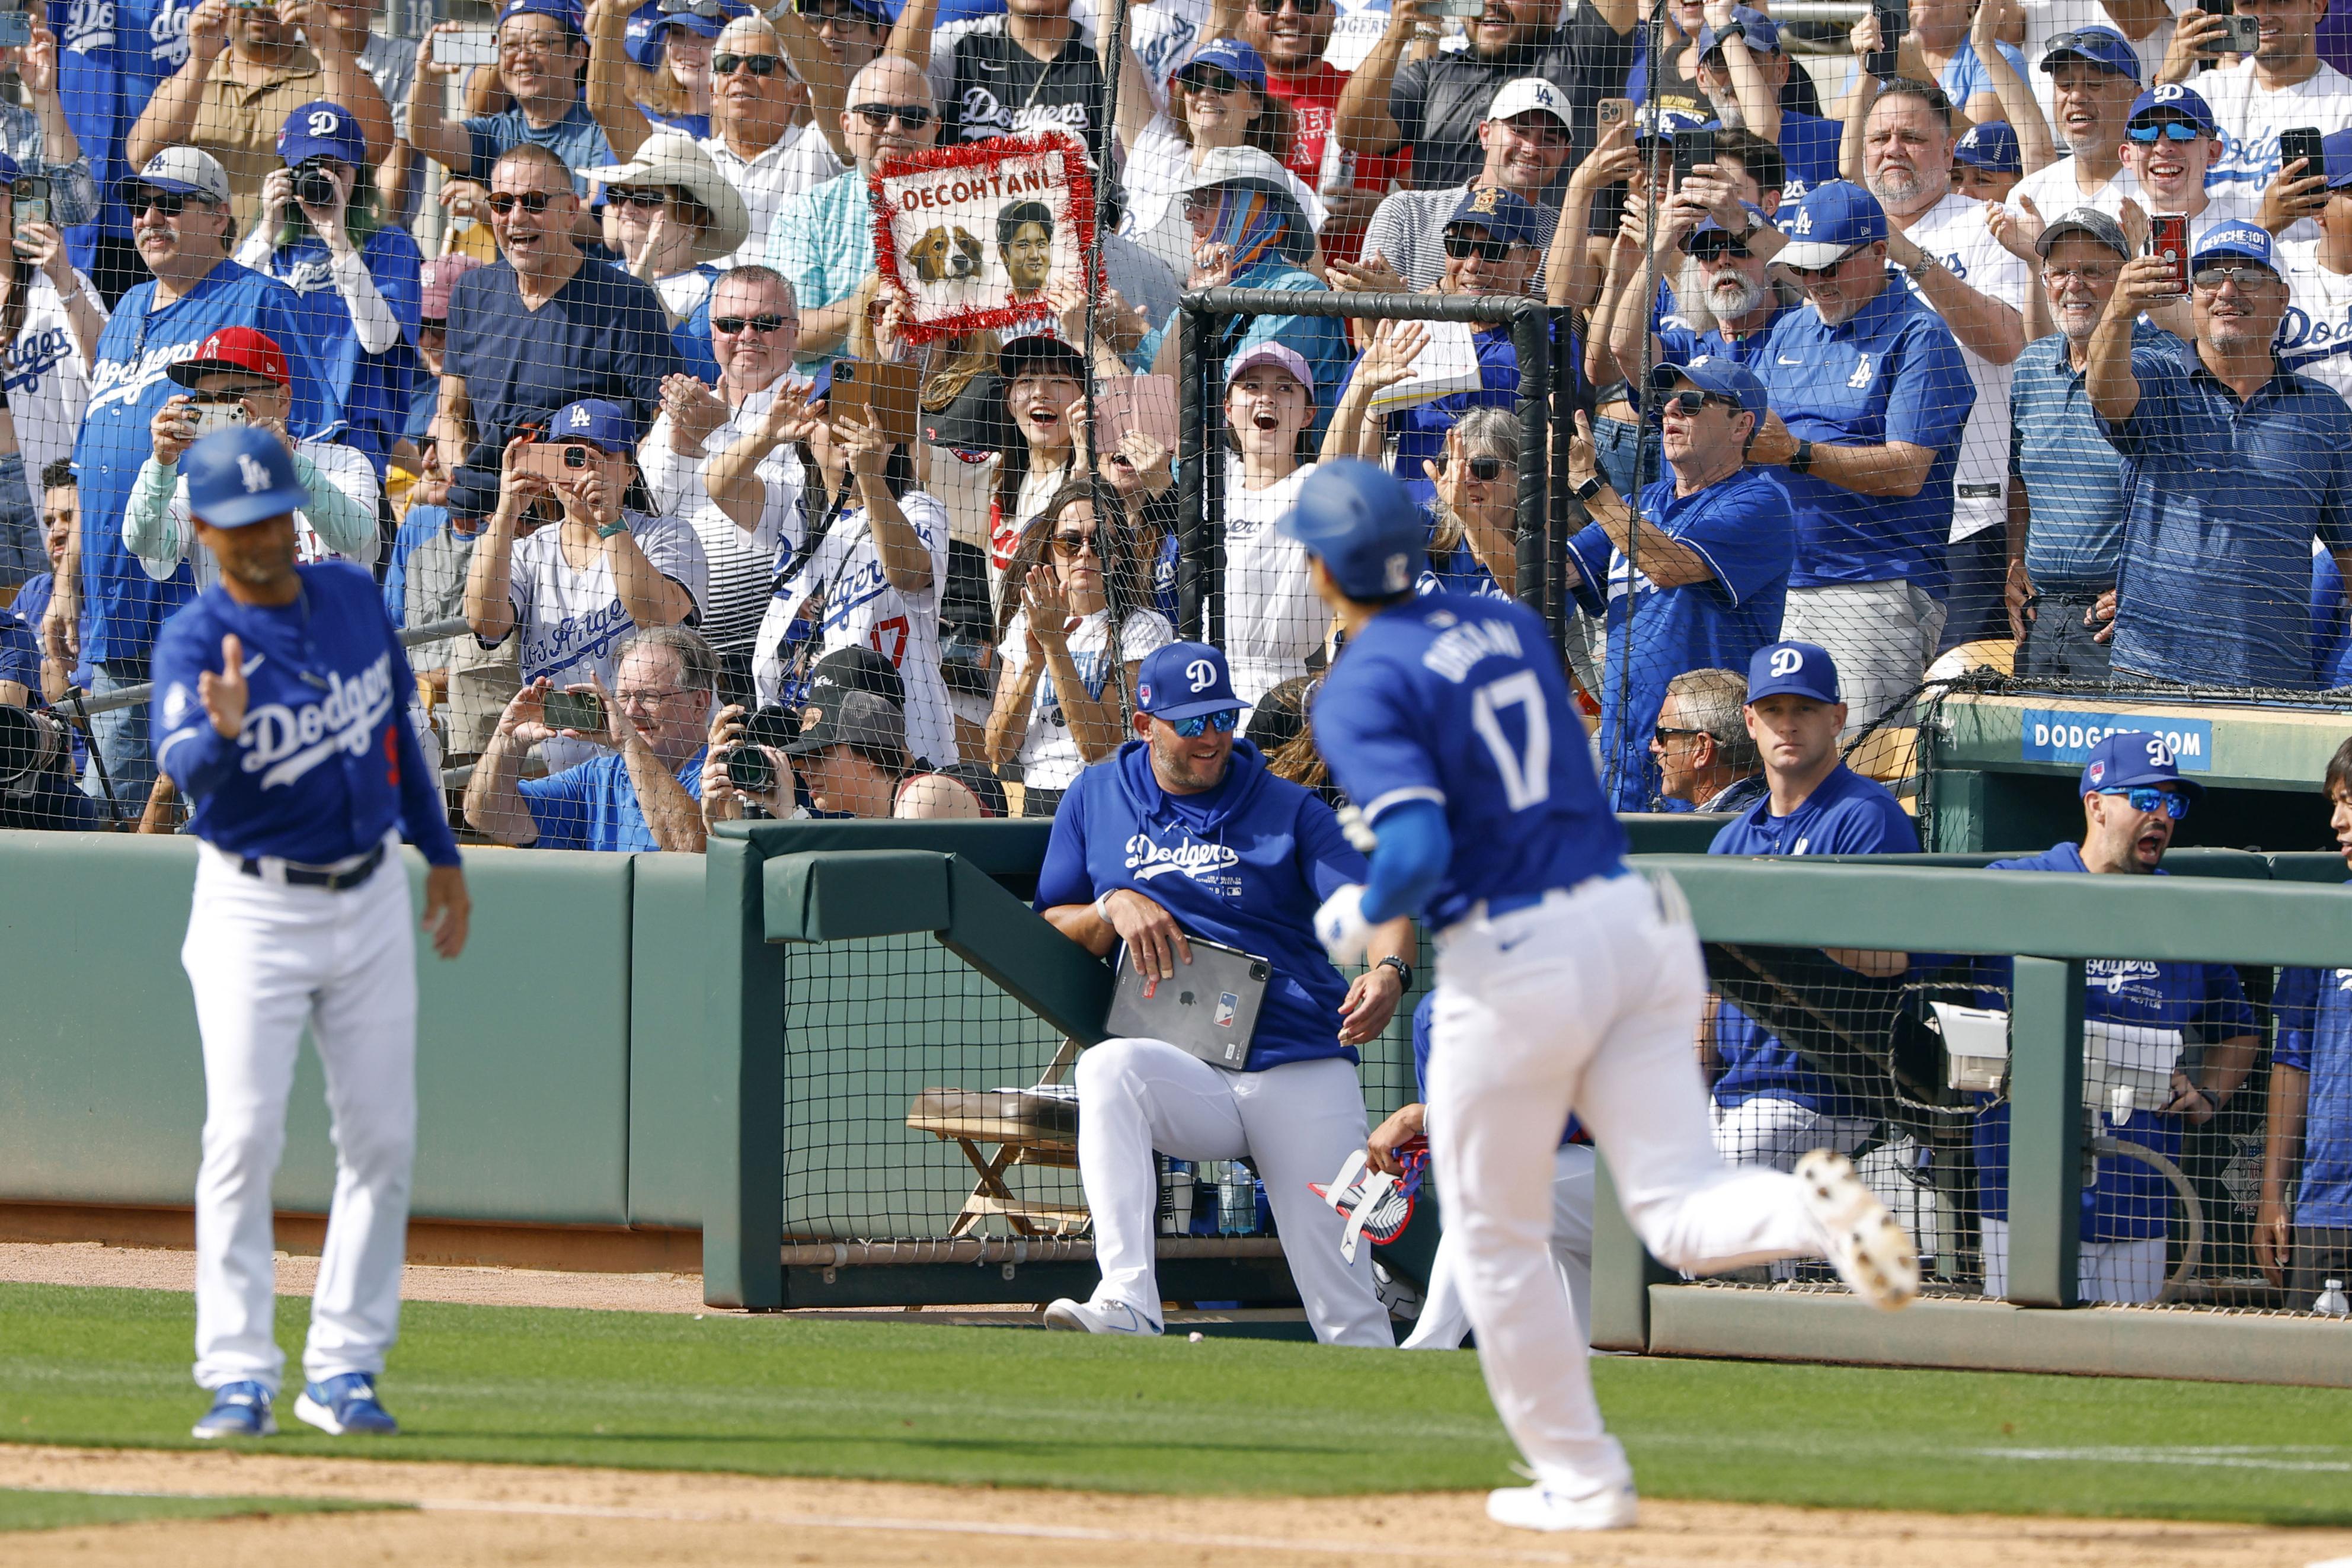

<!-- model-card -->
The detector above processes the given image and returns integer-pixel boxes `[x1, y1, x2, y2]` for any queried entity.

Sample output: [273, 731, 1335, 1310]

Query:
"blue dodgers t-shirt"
[1311, 592, 1628, 931]
[148, 561, 459, 867]
[1034, 737, 1368, 1071]
[0, 605, 37, 690]
[464, 100, 616, 194]
[1706, 763, 1918, 1112]
[53, 0, 206, 247]
[2312, 548, 2352, 688]
[264, 223, 426, 479]
[1758, 279, 1974, 597]
[443, 258, 683, 445]
[519, 745, 707, 852]
[2103, 334, 2352, 690]
[1968, 842, 2257, 1241]
[2273, 943, 2352, 1229]
[77, 261, 341, 666]
[1568, 466, 1794, 812]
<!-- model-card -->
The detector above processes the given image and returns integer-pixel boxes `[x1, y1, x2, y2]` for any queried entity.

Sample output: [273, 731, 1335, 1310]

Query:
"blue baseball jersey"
[1034, 737, 1369, 1071]
[76, 261, 341, 665]
[261, 225, 426, 480]
[1706, 763, 1917, 1113]
[1413, 990, 1583, 1144]
[1758, 280, 1974, 596]
[1311, 593, 1628, 931]
[1774, 111, 1844, 201]
[0, 604, 37, 690]
[519, 745, 707, 852]
[52, 0, 204, 245]
[1568, 467, 1794, 812]
[149, 561, 459, 868]
[2272, 942, 2352, 1229]
[1968, 842, 2257, 1240]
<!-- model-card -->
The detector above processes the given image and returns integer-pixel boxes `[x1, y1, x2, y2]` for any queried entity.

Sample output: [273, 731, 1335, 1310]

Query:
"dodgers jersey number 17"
[1309, 593, 1627, 930]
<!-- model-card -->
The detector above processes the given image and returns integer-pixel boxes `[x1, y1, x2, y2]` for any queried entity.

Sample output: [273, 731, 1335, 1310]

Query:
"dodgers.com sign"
[2019, 709, 2213, 771]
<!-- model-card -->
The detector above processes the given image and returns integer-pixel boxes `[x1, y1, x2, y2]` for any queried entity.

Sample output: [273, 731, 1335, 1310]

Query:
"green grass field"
[3, 1282, 2350, 1526]
[0, 1487, 399, 1533]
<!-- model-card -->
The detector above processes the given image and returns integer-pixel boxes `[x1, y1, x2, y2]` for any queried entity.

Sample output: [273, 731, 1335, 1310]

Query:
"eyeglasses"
[712, 312, 791, 334]
[1251, 0, 1324, 13]
[614, 686, 694, 709]
[487, 189, 568, 215]
[1168, 708, 1242, 737]
[1050, 531, 1099, 558]
[128, 187, 215, 217]
[2042, 263, 2120, 283]
[2097, 785, 2191, 820]
[798, 0, 887, 23]
[498, 31, 570, 58]
[1781, 244, 1869, 279]
[1443, 233, 1514, 261]
[1435, 454, 1506, 480]
[1183, 68, 1244, 95]
[606, 186, 675, 210]
[2127, 120, 2203, 143]
[2192, 264, 2276, 290]
[851, 102, 936, 130]
[714, 51, 787, 76]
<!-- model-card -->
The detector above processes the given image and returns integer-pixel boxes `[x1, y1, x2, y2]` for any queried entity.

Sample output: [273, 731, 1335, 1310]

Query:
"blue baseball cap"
[1953, 120, 2022, 175]
[546, 398, 635, 454]
[2079, 732, 2204, 799]
[1686, 200, 1768, 251]
[1634, 106, 1715, 146]
[277, 101, 366, 169]
[498, 0, 585, 40]
[2040, 25, 2140, 81]
[1177, 37, 1267, 94]
[1650, 355, 1768, 420]
[1136, 642, 1242, 722]
[2191, 221, 2276, 271]
[624, 1, 666, 66]
[1276, 458, 1426, 600]
[1775, 180, 1887, 270]
[2320, 128, 2352, 190]
[184, 427, 309, 530]
[1695, 6, 1781, 58]
[1746, 641, 1840, 705]
[2127, 82, 2218, 136]
[1445, 186, 1542, 250]
[655, 0, 753, 40]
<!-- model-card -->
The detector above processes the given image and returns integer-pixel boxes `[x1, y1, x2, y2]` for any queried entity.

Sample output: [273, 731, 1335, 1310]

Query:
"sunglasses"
[660, 0, 731, 14]
[2127, 120, 2203, 143]
[2097, 785, 2191, 820]
[851, 101, 935, 129]
[1169, 708, 1242, 737]
[2192, 264, 2276, 290]
[1251, 0, 1325, 12]
[714, 50, 787, 76]
[605, 186, 675, 210]
[798, 0, 887, 21]
[1183, 68, 1245, 95]
[1688, 237, 1753, 260]
[190, 383, 279, 404]
[1781, 243, 1868, 279]
[1442, 233, 1514, 261]
[1662, 389, 1736, 415]
[487, 189, 567, 215]
[1436, 454, 1506, 480]
[128, 187, 214, 217]
[1653, 724, 1708, 745]
[1050, 531, 1100, 558]
[712, 312, 790, 334]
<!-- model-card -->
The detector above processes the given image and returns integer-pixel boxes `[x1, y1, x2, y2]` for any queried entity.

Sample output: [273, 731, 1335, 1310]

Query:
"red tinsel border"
[868, 131, 1102, 347]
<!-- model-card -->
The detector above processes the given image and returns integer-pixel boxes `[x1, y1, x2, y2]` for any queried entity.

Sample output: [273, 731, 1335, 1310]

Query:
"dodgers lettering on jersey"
[56, 0, 206, 239]
[149, 561, 459, 868]
[1310, 593, 1627, 930]
[1033, 737, 1368, 1070]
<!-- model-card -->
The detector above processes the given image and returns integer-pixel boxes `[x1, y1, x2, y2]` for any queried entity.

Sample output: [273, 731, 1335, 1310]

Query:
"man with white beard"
[1859, 77, 2028, 658]
[1592, 196, 1792, 393]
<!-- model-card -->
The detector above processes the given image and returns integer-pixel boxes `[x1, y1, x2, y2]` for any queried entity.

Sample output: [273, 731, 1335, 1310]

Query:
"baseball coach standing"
[149, 425, 471, 1442]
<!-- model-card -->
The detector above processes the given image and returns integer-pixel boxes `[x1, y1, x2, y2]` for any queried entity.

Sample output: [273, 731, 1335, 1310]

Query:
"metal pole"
[1204, 321, 1226, 654]
[1548, 305, 1580, 654]
[1510, 305, 1549, 628]
[1177, 307, 1207, 643]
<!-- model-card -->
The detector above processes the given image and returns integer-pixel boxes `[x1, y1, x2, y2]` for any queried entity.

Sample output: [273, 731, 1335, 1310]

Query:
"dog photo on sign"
[871, 131, 1100, 341]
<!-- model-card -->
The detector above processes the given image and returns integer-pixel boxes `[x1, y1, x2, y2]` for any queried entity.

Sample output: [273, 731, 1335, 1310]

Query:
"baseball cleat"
[1485, 1483, 1638, 1532]
[294, 1372, 399, 1435]
[1797, 1149, 1919, 1311]
[191, 1381, 276, 1439]
[1041, 1298, 1161, 1336]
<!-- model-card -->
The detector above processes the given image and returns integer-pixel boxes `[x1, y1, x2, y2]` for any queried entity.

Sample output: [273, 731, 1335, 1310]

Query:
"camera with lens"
[0, 702, 94, 830]
[726, 703, 800, 795]
[292, 159, 340, 209]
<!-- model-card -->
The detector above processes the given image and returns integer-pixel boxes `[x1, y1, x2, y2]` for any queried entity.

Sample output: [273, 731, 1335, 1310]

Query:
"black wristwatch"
[1788, 439, 1816, 475]
[1377, 954, 1415, 992]
[1573, 473, 1606, 503]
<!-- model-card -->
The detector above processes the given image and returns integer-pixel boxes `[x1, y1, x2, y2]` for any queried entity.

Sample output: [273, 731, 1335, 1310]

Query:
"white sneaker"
[1485, 1483, 1638, 1532]
[1796, 1148, 1919, 1311]
[1040, 1297, 1161, 1336]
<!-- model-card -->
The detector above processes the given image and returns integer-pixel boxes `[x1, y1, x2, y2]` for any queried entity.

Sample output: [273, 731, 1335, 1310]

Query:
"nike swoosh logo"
[1778, 355, 1804, 364]
[1498, 933, 1533, 953]
[241, 654, 264, 675]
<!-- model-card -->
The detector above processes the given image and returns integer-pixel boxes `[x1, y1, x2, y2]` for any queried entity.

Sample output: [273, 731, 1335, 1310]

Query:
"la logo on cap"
[1769, 647, 1804, 677]
[570, 405, 593, 427]
[1791, 207, 1813, 233]
[236, 452, 271, 494]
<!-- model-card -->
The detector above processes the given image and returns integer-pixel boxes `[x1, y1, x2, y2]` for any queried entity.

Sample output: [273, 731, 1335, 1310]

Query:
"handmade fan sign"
[870, 131, 1099, 343]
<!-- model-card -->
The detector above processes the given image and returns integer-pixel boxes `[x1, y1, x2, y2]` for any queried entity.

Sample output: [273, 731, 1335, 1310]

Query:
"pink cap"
[1225, 341, 1315, 402]
[420, 254, 485, 322]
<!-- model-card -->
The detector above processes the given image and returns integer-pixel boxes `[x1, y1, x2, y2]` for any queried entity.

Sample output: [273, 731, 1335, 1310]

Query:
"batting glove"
[1314, 882, 1374, 967]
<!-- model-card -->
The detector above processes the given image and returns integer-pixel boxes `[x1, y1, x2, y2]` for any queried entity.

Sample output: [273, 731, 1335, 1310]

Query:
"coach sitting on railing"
[1031, 640, 1413, 1346]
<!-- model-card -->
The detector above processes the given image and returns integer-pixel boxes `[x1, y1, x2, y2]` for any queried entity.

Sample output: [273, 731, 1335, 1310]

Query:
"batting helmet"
[1276, 458, 1426, 600]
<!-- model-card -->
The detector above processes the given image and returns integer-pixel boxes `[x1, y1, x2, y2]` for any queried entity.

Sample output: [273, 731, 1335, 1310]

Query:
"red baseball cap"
[167, 327, 290, 390]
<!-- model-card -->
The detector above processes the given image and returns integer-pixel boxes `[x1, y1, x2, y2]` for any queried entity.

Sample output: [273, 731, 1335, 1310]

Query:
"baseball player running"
[150, 427, 470, 1442]
[1287, 459, 1916, 1532]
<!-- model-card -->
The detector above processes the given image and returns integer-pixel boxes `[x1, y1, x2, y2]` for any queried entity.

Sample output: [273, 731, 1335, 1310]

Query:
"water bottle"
[1219, 1161, 1255, 1236]
[2316, 1278, 2350, 1318]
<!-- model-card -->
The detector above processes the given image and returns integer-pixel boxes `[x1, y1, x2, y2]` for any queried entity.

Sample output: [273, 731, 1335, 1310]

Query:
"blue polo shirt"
[518, 744, 707, 852]
[1706, 763, 1918, 1113]
[2104, 336, 2352, 689]
[2274, 942, 2352, 1229]
[1567, 466, 1794, 812]
[1968, 841, 2257, 1241]
[443, 258, 683, 446]
[464, 100, 616, 194]
[1758, 279, 1974, 597]
[1775, 111, 1843, 200]
[2010, 327, 2159, 591]
[1033, 737, 1368, 1071]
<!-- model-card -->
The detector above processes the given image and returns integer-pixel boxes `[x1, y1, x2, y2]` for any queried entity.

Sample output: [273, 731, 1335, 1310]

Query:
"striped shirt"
[2009, 327, 2145, 591]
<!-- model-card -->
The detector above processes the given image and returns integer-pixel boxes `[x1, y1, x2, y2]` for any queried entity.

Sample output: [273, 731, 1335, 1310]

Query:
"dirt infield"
[5, 1445, 2350, 1568]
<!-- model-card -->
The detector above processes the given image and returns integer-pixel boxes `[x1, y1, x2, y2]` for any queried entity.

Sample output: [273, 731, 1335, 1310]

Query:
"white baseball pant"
[1402, 1143, 1593, 1351]
[183, 837, 418, 1394]
[1779, 579, 1945, 739]
[1427, 873, 1832, 1500]
[1072, 1039, 1391, 1347]
[1979, 1218, 2166, 1305]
